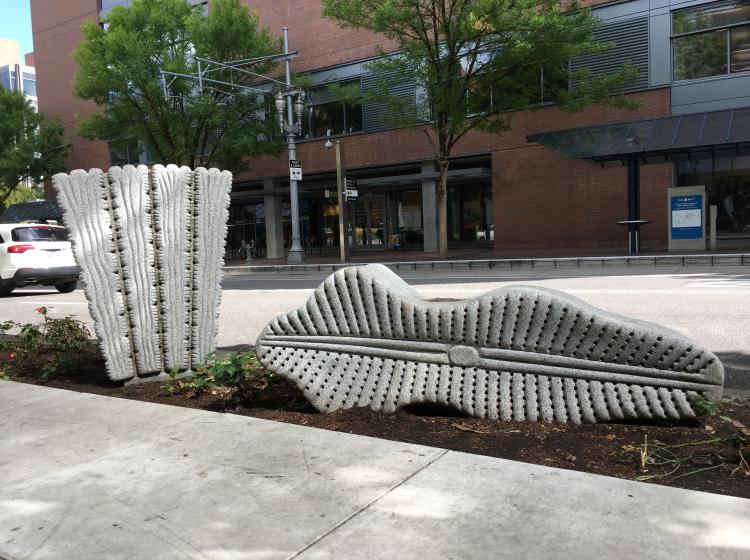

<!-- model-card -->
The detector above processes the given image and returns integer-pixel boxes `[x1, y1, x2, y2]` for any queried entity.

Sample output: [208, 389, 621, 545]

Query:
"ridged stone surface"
[53, 165, 232, 383]
[256, 264, 724, 424]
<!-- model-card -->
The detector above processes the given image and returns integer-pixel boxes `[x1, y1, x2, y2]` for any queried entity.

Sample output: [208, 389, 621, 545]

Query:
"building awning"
[527, 108, 750, 167]
[0, 200, 63, 223]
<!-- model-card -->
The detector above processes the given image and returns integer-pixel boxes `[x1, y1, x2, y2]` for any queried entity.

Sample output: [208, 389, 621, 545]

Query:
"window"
[0, 69, 11, 90]
[12, 226, 68, 242]
[22, 76, 36, 97]
[672, 1, 750, 81]
[303, 80, 363, 139]
[108, 138, 141, 166]
[676, 156, 750, 237]
[227, 200, 266, 258]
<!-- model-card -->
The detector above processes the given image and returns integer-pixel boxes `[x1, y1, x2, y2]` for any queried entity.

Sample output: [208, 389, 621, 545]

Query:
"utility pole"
[282, 27, 304, 264]
[159, 30, 306, 264]
[335, 140, 349, 262]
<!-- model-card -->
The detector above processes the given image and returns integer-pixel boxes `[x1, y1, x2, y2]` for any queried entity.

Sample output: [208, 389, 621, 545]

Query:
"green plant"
[2, 306, 94, 380]
[161, 366, 183, 395]
[0, 88, 68, 205]
[164, 351, 274, 401]
[0, 320, 16, 352]
[691, 393, 722, 417]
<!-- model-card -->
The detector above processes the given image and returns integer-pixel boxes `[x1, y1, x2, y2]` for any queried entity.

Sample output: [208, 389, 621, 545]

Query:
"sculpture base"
[123, 370, 193, 386]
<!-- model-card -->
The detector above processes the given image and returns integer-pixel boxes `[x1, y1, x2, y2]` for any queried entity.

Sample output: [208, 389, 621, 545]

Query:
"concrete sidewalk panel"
[0, 382, 442, 560]
[298, 450, 750, 560]
[0, 381, 62, 412]
[2, 382, 749, 560]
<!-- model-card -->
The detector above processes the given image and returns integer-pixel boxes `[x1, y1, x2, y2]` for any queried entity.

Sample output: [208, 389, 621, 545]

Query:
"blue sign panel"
[670, 194, 703, 240]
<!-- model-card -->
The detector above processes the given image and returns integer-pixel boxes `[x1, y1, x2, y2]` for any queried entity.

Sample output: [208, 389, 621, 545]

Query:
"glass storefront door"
[447, 183, 494, 243]
[352, 193, 386, 248]
[677, 156, 750, 249]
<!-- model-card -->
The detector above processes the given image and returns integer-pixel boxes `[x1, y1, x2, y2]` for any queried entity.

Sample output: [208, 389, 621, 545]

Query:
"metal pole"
[626, 157, 641, 254]
[283, 26, 305, 264]
[335, 141, 349, 262]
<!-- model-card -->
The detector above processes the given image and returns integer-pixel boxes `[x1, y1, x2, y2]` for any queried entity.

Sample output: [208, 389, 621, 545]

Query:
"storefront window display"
[227, 201, 266, 259]
[448, 183, 494, 242]
[676, 156, 750, 242]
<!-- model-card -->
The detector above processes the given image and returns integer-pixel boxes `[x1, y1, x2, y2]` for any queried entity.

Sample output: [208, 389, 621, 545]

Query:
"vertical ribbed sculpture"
[53, 165, 232, 383]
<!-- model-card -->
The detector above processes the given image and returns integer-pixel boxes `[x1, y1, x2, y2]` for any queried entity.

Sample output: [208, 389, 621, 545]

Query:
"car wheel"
[0, 283, 14, 297]
[55, 280, 78, 294]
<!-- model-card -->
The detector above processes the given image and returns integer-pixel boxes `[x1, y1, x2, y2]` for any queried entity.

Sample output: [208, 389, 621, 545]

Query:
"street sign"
[289, 159, 302, 181]
[345, 177, 358, 200]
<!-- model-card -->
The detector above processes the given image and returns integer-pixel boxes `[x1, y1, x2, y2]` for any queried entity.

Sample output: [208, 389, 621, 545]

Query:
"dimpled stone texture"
[256, 264, 724, 424]
[53, 165, 232, 383]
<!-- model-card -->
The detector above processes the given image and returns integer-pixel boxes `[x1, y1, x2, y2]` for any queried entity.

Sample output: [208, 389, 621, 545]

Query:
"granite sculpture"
[52, 165, 232, 383]
[256, 264, 724, 424]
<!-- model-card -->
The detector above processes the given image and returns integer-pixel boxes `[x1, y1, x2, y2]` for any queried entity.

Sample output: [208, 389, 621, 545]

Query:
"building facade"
[30, 0, 750, 257]
[0, 38, 37, 109]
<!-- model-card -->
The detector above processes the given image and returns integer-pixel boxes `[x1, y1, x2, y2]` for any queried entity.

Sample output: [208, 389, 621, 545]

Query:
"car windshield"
[11, 226, 69, 242]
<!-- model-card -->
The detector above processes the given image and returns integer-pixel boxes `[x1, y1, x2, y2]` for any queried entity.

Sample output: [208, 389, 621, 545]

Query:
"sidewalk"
[226, 251, 750, 274]
[1, 381, 749, 560]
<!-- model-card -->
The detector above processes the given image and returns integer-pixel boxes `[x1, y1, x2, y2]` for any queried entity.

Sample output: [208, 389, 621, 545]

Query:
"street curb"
[225, 253, 750, 275]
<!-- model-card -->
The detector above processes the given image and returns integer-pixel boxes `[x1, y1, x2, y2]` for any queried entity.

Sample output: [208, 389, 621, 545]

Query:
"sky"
[0, 0, 33, 56]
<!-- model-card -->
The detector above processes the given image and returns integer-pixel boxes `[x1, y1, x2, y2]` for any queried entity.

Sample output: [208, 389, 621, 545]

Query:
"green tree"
[73, 0, 283, 173]
[0, 88, 67, 208]
[322, 0, 638, 258]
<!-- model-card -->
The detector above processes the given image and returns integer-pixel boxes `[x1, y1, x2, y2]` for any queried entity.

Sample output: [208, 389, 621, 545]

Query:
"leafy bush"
[0, 307, 93, 380]
[163, 351, 274, 402]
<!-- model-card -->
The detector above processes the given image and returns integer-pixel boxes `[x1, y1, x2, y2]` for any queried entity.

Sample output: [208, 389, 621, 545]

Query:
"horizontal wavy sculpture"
[256, 264, 724, 424]
[53, 165, 232, 383]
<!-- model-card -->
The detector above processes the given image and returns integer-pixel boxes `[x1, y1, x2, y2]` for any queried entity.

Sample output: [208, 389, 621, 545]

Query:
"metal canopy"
[0, 201, 62, 224]
[527, 108, 750, 167]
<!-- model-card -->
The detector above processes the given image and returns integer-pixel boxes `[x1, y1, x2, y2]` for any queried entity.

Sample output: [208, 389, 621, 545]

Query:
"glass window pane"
[673, 30, 728, 81]
[345, 102, 363, 133]
[311, 102, 345, 137]
[243, 203, 255, 222]
[731, 25, 750, 72]
[676, 156, 750, 236]
[108, 140, 130, 166]
[673, 1, 750, 34]
[11, 226, 65, 242]
[23, 79, 36, 96]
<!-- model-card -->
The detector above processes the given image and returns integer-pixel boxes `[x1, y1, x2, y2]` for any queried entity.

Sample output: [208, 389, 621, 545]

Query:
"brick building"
[30, 0, 750, 258]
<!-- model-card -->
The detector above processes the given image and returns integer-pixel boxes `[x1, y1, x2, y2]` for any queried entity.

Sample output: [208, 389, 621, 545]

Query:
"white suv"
[0, 222, 80, 296]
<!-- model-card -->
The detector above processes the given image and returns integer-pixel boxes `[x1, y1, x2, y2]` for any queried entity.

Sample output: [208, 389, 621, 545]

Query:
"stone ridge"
[256, 264, 724, 424]
[52, 165, 232, 383]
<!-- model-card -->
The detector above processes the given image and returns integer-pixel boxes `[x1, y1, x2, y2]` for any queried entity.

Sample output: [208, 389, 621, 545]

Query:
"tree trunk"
[437, 157, 450, 260]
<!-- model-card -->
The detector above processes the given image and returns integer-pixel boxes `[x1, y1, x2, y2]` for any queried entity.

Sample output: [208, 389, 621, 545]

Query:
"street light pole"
[335, 140, 349, 262]
[282, 27, 305, 264]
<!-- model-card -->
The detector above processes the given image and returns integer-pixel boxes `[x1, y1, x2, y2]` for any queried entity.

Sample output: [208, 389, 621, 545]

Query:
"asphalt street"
[1, 265, 749, 390]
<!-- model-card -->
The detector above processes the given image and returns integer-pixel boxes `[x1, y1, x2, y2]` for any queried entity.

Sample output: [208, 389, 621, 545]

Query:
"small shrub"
[0, 307, 93, 380]
[691, 394, 722, 417]
[163, 351, 273, 402]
